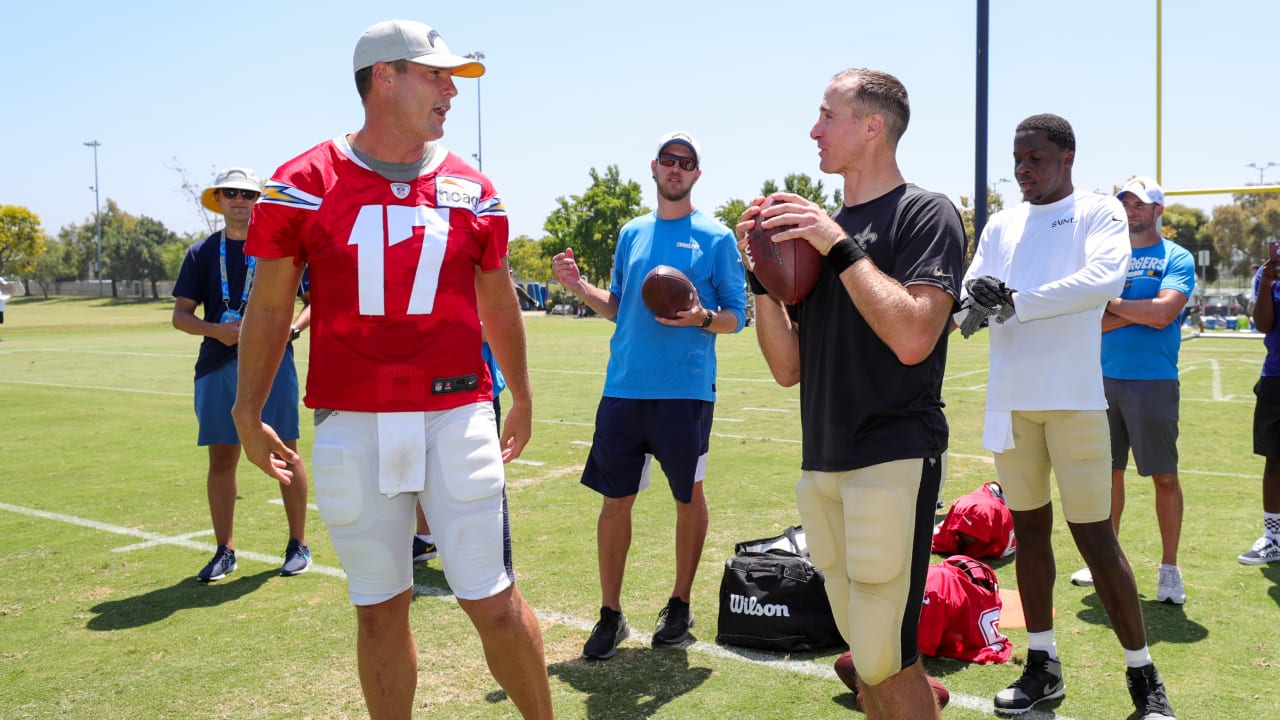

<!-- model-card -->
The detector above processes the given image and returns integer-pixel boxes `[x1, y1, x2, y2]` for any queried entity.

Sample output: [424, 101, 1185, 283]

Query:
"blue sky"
[4, 1, 1278, 243]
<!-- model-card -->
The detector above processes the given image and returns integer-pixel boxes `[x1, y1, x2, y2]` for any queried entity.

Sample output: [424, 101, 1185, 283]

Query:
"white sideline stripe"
[269, 499, 320, 512]
[0, 498, 1072, 719]
[512, 458, 545, 466]
[742, 407, 791, 413]
[570, 440, 592, 447]
[0, 501, 344, 580]
[0, 379, 190, 397]
[113, 529, 215, 552]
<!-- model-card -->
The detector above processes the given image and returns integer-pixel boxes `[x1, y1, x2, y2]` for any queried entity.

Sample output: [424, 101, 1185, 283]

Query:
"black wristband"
[824, 237, 866, 275]
[745, 270, 769, 295]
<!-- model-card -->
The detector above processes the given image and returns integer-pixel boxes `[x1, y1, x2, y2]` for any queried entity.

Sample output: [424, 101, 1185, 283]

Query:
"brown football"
[641, 265, 696, 319]
[746, 199, 823, 304]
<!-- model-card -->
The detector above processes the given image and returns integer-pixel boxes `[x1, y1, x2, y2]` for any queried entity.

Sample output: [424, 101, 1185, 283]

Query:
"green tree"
[507, 234, 551, 283]
[957, 188, 1005, 266]
[714, 198, 749, 230]
[716, 173, 841, 230]
[102, 214, 175, 298]
[0, 205, 48, 280]
[28, 235, 77, 297]
[1204, 193, 1280, 282]
[541, 165, 648, 288]
[1162, 204, 1215, 284]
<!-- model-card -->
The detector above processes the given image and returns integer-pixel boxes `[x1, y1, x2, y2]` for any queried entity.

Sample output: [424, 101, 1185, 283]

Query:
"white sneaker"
[1156, 565, 1185, 605]
[1069, 567, 1094, 586]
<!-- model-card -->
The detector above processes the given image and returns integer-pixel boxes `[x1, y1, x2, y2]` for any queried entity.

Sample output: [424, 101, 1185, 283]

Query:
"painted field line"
[0, 499, 1076, 718]
[742, 407, 791, 413]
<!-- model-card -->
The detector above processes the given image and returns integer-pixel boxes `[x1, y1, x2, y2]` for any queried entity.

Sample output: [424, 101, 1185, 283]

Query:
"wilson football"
[641, 265, 696, 319]
[745, 199, 823, 304]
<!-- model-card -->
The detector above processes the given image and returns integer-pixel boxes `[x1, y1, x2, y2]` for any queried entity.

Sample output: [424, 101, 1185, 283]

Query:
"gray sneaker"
[1126, 663, 1176, 719]
[280, 539, 311, 576]
[1156, 565, 1185, 604]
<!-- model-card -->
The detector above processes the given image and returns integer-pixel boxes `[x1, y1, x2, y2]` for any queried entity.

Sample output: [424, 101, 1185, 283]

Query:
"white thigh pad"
[432, 405, 505, 504]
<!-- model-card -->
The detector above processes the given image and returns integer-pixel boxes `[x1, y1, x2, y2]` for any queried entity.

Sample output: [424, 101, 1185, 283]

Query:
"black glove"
[966, 276, 1016, 312]
[957, 298, 993, 339]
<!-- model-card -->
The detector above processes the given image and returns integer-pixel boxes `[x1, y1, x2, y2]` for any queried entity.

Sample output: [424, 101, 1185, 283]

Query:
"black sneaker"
[280, 539, 311, 576]
[197, 545, 236, 582]
[1126, 663, 1176, 720]
[582, 607, 629, 660]
[412, 536, 438, 563]
[994, 649, 1065, 714]
[652, 597, 694, 646]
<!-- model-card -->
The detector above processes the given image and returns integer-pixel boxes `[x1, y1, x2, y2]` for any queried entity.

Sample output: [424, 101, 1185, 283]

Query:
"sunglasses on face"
[657, 153, 697, 172]
[219, 188, 261, 200]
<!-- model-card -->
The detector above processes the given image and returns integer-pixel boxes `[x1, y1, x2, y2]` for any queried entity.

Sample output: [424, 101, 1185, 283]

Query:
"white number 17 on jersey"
[348, 205, 450, 316]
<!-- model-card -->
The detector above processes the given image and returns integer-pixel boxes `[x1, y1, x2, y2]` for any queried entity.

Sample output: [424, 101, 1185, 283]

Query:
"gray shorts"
[1105, 377, 1180, 476]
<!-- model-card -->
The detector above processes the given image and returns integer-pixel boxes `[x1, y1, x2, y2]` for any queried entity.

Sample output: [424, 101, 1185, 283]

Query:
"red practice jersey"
[917, 555, 1012, 664]
[247, 137, 507, 412]
[932, 482, 1017, 559]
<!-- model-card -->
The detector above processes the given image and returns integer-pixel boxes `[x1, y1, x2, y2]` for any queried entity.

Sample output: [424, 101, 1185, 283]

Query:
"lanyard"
[219, 231, 256, 315]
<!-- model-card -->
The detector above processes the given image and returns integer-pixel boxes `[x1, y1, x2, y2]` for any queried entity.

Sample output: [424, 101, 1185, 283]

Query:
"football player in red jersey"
[231, 20, 552, 720]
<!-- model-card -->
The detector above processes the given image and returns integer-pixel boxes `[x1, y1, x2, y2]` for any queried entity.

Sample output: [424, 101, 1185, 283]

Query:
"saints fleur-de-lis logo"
[852, 223, 877, 251]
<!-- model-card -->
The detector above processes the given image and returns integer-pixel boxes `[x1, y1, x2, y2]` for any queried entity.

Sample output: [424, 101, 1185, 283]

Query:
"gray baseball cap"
[353, 20, 484, 77]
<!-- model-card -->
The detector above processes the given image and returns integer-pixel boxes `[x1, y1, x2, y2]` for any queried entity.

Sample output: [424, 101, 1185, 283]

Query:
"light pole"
[84, 140, 103, 297]
[465, 51, 485, 171]
[1246, 161, 1278, 185]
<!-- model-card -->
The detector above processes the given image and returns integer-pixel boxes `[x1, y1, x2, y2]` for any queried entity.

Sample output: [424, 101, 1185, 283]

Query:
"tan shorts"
[993, 410, 1112, 523]
[795, 457, 939, 685]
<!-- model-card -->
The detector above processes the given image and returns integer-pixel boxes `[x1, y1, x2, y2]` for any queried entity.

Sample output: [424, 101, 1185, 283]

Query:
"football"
[833, 652, 950, 709]
[745, 199, 823, 304]
[641, 265, 696, 319]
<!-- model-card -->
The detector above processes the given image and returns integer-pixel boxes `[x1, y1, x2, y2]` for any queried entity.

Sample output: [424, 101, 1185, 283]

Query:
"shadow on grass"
[547, 647, 712, 719]
[1073, 593, 1208, 644]
[1260, 563, 1280, 608]
[86, 569, 275, 631]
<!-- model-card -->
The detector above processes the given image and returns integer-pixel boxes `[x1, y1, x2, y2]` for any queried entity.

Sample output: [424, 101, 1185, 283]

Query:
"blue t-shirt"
[173, 231, 293, 380]
[602, 210, 747, 401]
[481, 341, 505, 398]
[1101, 239, 1195, 380]
[1254, 266, 1280, 377]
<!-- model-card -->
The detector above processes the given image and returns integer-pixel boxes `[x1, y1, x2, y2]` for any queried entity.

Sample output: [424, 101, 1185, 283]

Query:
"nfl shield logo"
[390, 183, 410, 199]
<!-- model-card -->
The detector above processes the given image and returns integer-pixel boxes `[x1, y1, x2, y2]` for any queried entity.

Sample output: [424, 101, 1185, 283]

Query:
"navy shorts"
[581, 397, 714, 503]
[193, 358, 299, 446]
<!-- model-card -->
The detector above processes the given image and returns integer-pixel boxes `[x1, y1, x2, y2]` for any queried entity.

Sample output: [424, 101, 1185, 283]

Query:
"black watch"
[700, 310, 715, 329]
[290, 326, 302, 341]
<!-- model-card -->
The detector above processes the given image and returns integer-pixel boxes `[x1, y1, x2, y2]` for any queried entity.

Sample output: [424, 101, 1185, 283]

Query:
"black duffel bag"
[716, 526, 844, 653]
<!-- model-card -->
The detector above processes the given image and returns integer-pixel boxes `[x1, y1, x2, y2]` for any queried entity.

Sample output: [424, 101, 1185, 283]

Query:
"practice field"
[1, 297, 1276, 719]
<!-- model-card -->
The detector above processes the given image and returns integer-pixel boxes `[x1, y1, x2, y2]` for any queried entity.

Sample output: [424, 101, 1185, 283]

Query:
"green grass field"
[1, 296, 1276, 719]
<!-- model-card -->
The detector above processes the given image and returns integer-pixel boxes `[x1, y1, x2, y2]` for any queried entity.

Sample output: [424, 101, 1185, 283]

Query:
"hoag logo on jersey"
[437, 176, 481, 212]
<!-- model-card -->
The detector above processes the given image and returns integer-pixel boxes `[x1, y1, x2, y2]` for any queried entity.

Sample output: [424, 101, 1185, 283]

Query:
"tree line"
[3, 175, 1278, 300]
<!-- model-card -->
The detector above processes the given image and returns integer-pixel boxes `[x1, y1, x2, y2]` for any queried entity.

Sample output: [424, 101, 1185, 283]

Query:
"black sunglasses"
[219, 188, 261, 200]
[657, 153, 697, 172]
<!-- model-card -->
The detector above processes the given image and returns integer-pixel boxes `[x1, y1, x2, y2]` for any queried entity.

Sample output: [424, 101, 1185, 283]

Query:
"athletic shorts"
[1105, 377, 1180, 476]
[994, 410, 1112, 524]
[1253, 377, 1280, 459]
[580, 397, 714, 504]
[311, 403, 514, 605]
[795, 457, 940, 685]
[193, 358, 299, 446]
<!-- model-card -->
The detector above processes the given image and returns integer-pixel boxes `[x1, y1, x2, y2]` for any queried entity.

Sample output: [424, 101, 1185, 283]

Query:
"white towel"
[983, 410, 1016, 453]
[377, 412, 427, 497]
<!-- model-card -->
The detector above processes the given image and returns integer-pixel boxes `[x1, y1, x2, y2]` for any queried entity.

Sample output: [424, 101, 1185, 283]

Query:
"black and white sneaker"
[652, 597, 694, 646]
[994, 649, 1065, 714]
[1126, 663, 1176, 719]
[582, 607, 628, 660]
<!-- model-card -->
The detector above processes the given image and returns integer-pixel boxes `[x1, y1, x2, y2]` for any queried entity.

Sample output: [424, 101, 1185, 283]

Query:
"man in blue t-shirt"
[172, 167, 312, 582]
[1068, 177, 1194, 606]
[552, 131, 747, 660]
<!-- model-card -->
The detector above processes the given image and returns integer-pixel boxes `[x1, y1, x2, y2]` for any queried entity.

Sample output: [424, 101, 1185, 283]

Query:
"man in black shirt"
[738, 68, 963, 720]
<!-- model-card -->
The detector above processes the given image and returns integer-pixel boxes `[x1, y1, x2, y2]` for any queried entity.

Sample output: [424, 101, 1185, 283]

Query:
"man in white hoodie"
[959, 114, 1175, 720]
